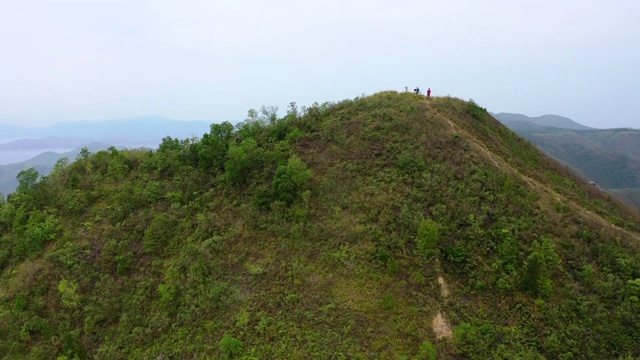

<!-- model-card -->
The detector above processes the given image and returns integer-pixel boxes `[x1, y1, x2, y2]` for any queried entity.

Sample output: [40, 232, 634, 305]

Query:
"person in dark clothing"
[414, 87, 420, 94]
[427, 88, 431, 99]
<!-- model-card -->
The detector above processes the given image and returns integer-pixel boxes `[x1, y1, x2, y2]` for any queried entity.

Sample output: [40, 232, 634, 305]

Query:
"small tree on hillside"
[16, 168, 40, 193]
[260, 105, 279, 124]
[520, 238, 559, 297]
[272, 155, 312, 206]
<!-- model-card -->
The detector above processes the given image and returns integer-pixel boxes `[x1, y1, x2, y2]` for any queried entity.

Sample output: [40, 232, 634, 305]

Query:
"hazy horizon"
[1, 0, 638, 129]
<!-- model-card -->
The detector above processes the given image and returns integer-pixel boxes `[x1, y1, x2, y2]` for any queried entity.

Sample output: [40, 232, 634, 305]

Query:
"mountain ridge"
[493, 112, 594, 130]
[0, 92, 638, 358]
[0, 116, 213, 141]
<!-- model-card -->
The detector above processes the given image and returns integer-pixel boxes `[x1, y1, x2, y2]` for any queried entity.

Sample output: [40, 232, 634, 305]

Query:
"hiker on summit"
[414, 87, 420, 94]
[427, 88, 431, 99]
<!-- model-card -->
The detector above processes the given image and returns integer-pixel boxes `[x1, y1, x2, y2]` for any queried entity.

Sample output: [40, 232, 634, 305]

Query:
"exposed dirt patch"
[437, 276, 450, 298]
[432, 311, 453, 339]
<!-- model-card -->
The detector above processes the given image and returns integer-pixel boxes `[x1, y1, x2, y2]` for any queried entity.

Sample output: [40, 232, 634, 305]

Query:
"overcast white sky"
[0, 0, 638, 128]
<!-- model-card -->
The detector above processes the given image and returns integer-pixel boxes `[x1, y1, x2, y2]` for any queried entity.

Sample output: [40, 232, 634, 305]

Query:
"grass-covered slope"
[1, 92, 639, 359]
[495, 122, 640, 209]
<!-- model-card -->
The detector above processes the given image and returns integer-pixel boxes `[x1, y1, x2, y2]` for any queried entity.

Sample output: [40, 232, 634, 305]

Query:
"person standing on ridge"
[414, 87, 420, 94]
[427, 88, 431, 99]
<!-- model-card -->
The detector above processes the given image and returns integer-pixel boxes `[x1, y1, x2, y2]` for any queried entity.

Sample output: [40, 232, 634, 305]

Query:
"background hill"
[0, 116, 211, 141]
[0, 93, 639, 359]
[493, 113, 593, 130]
[0, 143, 114, 196]
[494, 113, 640, 209]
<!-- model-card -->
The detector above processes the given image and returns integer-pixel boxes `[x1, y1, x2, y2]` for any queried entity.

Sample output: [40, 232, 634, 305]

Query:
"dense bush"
[271, 155, 312, 206]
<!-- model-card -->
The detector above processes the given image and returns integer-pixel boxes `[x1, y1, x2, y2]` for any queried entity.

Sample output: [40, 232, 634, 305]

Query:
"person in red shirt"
[427, 88, 431, 99]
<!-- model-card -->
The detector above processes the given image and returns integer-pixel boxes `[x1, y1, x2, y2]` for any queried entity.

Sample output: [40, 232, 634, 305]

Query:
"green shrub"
[58, 278, 80, 309]
[143, 181, 164, 203]
[106, 148, 131, 180]
[225, 138, 265, 185]
[398, 153, 426, 174]
[272, 155, 312, 206]
[416, 219, 439, 257]
[382, 291, 396, 311]
[143, 214, 178, 254]
[521, 239, 560, 297]
[415, 340, 436, 360]
[467, 99, 487, 120]
[454, 321, 496, 358]
[252, 188, 273, 210]
[495, 231, 519, 267]
[219, 334, 244, 359]
[198, 121, 234, 171]
[445, 245, 468, 265]
[17, 213, 60, 258]
[16, 168, 40, 193]
[521, 252, 545, 296]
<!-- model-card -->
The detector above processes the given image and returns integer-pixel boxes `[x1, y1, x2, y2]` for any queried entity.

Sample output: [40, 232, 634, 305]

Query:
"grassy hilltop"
[1, 91, 639, 359]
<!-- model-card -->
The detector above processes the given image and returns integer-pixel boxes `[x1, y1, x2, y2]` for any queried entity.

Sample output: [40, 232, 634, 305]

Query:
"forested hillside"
[1, 92, 639, 359]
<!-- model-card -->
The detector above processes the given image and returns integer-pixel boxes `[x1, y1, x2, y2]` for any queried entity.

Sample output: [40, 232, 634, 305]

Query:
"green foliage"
[16, 167, 40, 193]
[76, 147, 90, 161]
[416, 219, 439, 257]
[415, 340, 436, 360]
[467, 99, 487, 120]
[520, 239, 559, 297]
[58, 278, 81, 309]
[627, 278, 640, 302]
[219, 334, 244, 359]
[454, 321, 497, 358]
[143, 181, 164, 203]
[198, 121, 235, 171]
[381, 291, 396, 311]
[143, 214, 178, 254]
[107, 147, 130, 180]
[260, 105, 279, 124]
[492, 230, 520, 292]
[397, 152, 426, 174]
[16, 213, 60, 258]
[271, 155, 312, 206]
[225, 138, 265, 185]
[496, 231, 519, 267]
[521, 252, 547, 296]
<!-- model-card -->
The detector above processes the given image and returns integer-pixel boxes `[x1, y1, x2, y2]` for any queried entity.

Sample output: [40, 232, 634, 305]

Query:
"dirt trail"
[437, 276, 449, 298]
[432, 311, 453, 339]
[432, 265, 453, 339]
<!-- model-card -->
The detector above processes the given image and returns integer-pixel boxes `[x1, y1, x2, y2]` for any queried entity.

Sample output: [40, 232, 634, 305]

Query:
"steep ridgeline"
[1, 92, 639, 359]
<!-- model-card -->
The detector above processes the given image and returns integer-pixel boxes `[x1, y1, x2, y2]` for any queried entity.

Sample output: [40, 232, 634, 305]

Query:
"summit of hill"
[1, 91, 639, 359]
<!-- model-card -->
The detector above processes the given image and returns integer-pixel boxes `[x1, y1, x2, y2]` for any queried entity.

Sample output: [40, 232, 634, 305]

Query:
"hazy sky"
[1, 0, 638, 128]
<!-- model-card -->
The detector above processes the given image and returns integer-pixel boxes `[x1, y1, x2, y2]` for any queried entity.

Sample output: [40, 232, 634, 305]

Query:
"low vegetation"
[505, 125, 640, 209]
[0, 92, 639, 358]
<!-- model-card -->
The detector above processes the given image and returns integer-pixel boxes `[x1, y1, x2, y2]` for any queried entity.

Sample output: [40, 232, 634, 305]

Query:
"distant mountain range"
[493, 113, 640, 209]
[491, 113, 593, 130]
[0, 116, 211, 142]
[0, 143, 113, 196]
